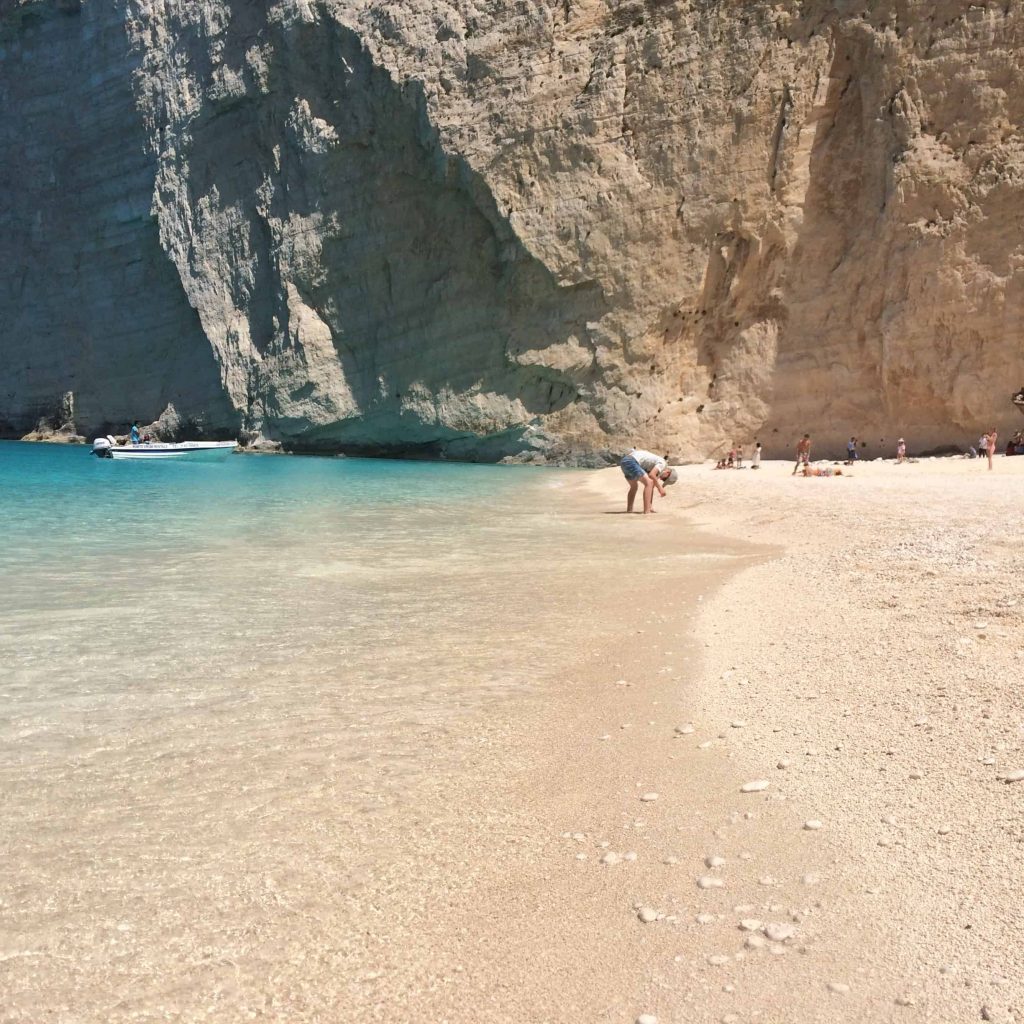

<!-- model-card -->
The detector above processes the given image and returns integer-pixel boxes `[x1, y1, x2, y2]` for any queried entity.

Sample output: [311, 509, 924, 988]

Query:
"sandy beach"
[565, 454, 1024, 1023]
[348, 454, 1024, 1024]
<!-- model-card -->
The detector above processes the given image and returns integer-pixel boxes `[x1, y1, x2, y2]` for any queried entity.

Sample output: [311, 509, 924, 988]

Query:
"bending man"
[619, 447, 678, 514]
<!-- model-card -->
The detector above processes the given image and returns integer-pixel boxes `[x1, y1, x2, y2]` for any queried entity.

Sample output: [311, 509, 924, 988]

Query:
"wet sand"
[4, 455, 1024, 1022]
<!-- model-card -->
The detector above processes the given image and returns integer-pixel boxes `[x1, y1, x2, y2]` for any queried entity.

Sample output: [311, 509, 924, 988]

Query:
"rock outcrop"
[2, 0, 1023, 460]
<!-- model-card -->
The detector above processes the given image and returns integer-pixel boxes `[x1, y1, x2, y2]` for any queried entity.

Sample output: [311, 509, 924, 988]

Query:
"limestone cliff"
[2, 0, 1023, 460]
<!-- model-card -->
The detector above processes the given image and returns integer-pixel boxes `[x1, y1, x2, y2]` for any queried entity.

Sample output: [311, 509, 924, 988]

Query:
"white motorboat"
[93, 437, 238, 461]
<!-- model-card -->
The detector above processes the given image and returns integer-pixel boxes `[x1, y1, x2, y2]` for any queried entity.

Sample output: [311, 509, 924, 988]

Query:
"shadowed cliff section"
[132, 1, 608, 459]
[0, 0, 238, 440]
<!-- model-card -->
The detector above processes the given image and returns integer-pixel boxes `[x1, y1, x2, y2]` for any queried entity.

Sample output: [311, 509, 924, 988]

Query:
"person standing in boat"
[129, 421, 141, 445]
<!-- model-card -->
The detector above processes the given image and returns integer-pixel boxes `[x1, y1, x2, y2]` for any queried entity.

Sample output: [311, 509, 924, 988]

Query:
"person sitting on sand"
[801, 464, 843, 478]
[792, 433, 811, 475]
[620, 448, 677, 514]
[1013, 387, 1024, 407]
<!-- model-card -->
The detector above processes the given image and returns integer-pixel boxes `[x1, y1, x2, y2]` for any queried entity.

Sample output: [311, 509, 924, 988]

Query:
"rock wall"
[2, 0, 1023, 460]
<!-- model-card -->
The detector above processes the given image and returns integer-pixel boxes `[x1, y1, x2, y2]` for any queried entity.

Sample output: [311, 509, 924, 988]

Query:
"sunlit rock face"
[3, 0, 1023, 459]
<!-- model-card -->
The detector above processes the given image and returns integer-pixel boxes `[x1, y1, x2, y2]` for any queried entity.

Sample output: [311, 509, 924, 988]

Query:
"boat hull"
[105, 441, 238, 461]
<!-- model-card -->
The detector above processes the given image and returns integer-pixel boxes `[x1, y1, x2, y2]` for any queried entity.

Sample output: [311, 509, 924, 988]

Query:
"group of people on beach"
[620, 415, 1017, 510]
[713, 442, 762, 470]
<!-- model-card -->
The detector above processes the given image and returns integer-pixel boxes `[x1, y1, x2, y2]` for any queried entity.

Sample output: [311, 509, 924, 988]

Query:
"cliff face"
[2, 0, 1023, 459]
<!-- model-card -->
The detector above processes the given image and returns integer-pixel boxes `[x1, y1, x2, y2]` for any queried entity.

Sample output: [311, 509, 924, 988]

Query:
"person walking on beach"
[792, 434, 811, 475]
[735, 444, 744, 468]
[896, 438, 907, 463]
[752, 441, 762, 469]
[846, 437, 858, 464]
[619, 448, 677, 514]
[986, 429, 998, 470]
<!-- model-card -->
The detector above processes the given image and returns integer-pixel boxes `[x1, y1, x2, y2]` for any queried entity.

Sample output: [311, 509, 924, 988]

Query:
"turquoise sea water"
[0, 440, 571, 755]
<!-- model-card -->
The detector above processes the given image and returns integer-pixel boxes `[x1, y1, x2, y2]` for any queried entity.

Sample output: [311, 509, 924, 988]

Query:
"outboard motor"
[92, 436, 114, 458]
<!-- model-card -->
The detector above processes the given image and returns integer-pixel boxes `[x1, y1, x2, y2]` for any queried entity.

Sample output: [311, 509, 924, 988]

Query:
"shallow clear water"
[0, 442, 582, 764]
[0, 441, 728, 1020]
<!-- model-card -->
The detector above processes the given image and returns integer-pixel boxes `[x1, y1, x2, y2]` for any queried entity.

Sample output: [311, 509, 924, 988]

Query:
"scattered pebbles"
[697, 876, 725, 889]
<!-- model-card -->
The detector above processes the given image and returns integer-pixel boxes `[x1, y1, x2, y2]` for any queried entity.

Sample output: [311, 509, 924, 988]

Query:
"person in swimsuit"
[619, 448, 677, 514]
[792, 434, 811, 475]
[896, 438, 906, 463]
[986, 428, 998, 471]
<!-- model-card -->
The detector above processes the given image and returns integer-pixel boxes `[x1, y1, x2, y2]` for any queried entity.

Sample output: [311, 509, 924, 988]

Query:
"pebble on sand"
[803, 819, 824, 831]
[827, 982, 851, 994]
[705, 855, 726, 868]
[801, 873, 821, 886]
[640, 792, 660, 802]
[636, 1015, 658, 1024]
[763, 922, 796, 942]
[777, 759, 793, 769]
[675, 724, 695, 735]
[637, 907, 659, 924]
[739, 919, 763, 931]
[744, 933, 767, 949]
[600, 852, 621, 866]
[696, 913, 717, 925]
[740, 779, 770, 793]
[1003, 768, 1024, 783]
[697, 875, 725, 889]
